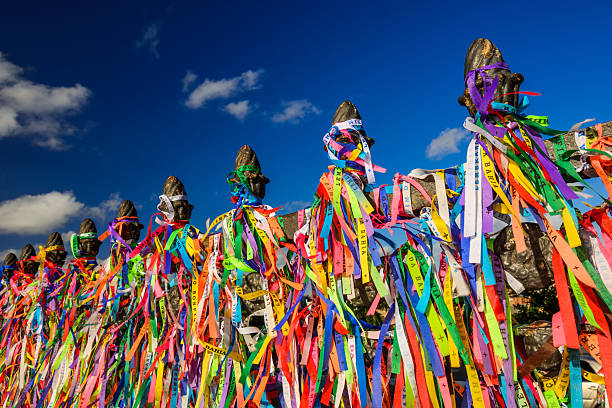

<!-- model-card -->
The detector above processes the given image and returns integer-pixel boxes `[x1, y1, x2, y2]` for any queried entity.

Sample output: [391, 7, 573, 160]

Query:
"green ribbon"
[227, 165, 261, 194]
[238, 336, 266, 384]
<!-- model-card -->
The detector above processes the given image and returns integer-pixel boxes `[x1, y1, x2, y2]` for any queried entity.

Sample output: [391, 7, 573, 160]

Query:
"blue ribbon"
[569, 348, 582, 406]
[390, 254, 444, 376]
[372, 303, 395, 408]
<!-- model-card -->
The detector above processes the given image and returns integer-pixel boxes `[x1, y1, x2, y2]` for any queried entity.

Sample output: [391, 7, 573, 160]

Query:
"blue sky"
[1, 0, 611, 256]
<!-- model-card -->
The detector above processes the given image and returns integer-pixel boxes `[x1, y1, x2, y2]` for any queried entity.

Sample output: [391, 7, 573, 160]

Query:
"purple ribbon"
[107, 218, 134, 249]
[465, 62, 509, 118]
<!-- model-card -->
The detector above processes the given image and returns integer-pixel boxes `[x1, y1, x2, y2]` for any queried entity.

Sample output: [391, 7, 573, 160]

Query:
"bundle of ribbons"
[1, 82, 612, 408]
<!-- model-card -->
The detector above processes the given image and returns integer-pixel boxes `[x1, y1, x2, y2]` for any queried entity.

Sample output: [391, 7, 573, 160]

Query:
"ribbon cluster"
[1, 95, 612, 407]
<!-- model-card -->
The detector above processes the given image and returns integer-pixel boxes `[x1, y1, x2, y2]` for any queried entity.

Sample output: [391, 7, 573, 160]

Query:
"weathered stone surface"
[115, 199, 144, 242]
[458, 38, 524, 118]
[516, 321, 562, 376]
[77, 218, 101, 259]
[166, 285, 182, 321]
[20, 244, 38, 276]
[2, 253, 17, 268]
[331, 100, 374, 148]
[240, 273, 265, 321]
[2, 253, 17, 282]
[158, 175, 194, 222]
[494, 223, 554, 291]
[231, 145, 270, 200]
[45, 232, 67, 268]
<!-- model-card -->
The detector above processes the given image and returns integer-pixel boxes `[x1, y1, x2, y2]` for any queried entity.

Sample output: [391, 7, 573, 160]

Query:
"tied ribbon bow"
[157, 194, 187, 223]
[36, 245, 66, 286]
[227, 165, 263, 207]
[70, 232, 99, 258]
[36, 244, 64, 273]
[465, 61, 509, 118]
[102, 216, 140, 248]
[323, 118, 383, 185]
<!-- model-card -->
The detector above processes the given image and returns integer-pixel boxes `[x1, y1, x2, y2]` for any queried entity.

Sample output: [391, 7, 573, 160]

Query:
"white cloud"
[185, 69, 264, 109]
[0, 107, 18, 134]
[425, 127, 470, 160]
[61, 230, 76, 245]
[182, 70, 197, 92]
[280, 200, 312, 214]
[0, 82, 89, 114]
[223, 100, 253, 120]
[0, 248, 19, 261]
[0, 191, 122, 236]
[0, 191, 85, 235]
[0, 54, 22, 83]
[135, 22, 160, 58]
[0, 52, 91, 150]
[86, 192, 122, 222]
[271, 100, 320, 124]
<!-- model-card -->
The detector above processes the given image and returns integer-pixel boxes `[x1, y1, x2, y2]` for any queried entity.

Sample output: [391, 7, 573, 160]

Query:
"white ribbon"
[463, 116, 508, 154]
[324, 119, 376, 184]
[157, 194, 188, 222]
